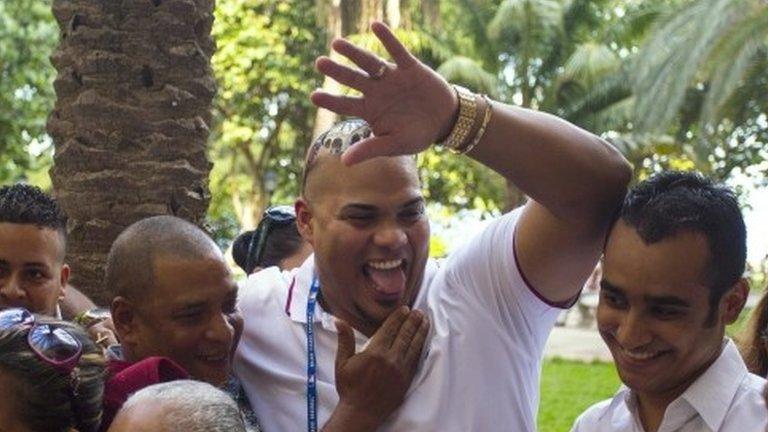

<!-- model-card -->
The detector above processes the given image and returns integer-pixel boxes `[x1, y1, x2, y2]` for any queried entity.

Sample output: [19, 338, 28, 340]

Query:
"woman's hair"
[0, 316, 106, 432]
[737, 289, 768, 377]
[232, 223, 305, 273]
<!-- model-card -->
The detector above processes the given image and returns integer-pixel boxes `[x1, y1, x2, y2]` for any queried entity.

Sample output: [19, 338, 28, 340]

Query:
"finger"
[341, 135, 402, 166]
[104, 331, 119, 346]
[403, 316, 430, 369]
[331, 38, 387, 77]
[369, 306, 409, 350]
[370, 21, 417, 68]
[334, 319, 356, 374]
[315, 57, 370, 92]
[390, 311, 423, 360]
[310, 91, 364, 117]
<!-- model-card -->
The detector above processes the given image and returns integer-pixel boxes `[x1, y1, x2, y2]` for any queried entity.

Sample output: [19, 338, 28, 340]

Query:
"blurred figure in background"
[232, 205, 312, 274]
[738, 289, 768, 377]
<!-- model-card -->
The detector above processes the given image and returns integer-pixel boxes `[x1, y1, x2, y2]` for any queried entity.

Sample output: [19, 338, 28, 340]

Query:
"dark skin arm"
[311, 21, 631, 305]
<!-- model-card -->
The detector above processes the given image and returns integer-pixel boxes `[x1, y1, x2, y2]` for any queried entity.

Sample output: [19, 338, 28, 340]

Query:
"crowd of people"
[1, 21, 767, 432]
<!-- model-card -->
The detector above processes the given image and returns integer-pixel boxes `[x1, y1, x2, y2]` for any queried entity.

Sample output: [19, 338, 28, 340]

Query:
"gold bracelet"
[438, 85, 477, 150]
[455, 96, 493, 155]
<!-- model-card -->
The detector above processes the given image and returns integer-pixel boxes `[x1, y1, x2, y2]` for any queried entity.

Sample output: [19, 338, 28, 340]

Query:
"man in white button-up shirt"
[572, 171, 768, 432]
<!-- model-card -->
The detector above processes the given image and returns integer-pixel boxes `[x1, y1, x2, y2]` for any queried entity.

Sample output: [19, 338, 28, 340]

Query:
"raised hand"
[311, 21, 458, 165]
[323, 306, 430, 431]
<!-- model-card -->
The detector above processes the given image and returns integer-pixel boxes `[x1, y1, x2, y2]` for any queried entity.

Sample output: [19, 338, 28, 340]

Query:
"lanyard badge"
[306, 274, 321, 432]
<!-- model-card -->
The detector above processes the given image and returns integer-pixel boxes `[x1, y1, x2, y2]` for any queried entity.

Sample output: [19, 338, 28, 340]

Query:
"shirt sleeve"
[442, 208, 562, 346]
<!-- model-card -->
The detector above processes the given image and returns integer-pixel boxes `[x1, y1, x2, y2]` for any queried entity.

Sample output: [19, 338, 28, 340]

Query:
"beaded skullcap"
[306, 118, 373, 169]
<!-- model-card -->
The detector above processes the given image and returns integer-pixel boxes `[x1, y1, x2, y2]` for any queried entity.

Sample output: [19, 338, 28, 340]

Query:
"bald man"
[104, 215, 428, 431]
[234, 22, 631, 432]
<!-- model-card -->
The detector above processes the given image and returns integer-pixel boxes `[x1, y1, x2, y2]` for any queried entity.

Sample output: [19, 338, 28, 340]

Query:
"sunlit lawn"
[538, 358, 620, 432]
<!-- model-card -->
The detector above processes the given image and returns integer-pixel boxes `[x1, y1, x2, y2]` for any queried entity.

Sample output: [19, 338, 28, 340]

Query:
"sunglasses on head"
[245, 205, 297, 274]
[0, 308, 83, 373]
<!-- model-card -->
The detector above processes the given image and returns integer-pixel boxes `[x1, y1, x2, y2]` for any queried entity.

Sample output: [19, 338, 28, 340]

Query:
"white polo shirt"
[571, 340, 768, 432]
[235, 210, 565, 431]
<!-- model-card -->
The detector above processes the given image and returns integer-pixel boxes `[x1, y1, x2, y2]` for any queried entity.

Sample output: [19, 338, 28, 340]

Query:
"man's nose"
[615, 310, 653, 349]
[205, 313, 234, 345]
[373, 223, 408, 249]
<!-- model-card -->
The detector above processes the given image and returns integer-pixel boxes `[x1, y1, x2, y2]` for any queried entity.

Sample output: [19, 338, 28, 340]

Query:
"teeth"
[367, 259, 403, 270]
[622, 349, 659, 360]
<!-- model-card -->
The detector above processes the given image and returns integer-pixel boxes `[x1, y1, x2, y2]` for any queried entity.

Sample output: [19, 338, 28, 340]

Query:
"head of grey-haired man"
[107, 379, 250, 432]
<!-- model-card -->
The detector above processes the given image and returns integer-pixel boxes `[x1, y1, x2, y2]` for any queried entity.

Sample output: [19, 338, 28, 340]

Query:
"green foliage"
[538, 358, 620, 432]
[0, 0, 57, 185]
[209, 0, 325, 230]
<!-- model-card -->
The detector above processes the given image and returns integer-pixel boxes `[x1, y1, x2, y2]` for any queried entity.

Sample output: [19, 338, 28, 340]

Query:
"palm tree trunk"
[48, 0, 215, 304]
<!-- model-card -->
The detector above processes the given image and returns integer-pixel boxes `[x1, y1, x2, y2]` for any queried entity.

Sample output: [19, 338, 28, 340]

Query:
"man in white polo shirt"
[235, 21, 631, 431]
[572, 171, 768, 432]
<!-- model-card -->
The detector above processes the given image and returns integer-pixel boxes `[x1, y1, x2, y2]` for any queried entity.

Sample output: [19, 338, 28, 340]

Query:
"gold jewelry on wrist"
[438, 85, 477, 151]
[455, 96, 493, 155]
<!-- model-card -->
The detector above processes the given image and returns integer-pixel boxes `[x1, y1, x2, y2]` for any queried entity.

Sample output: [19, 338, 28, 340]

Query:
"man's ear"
[58, 264, 70, 300]
[295, 198, 314, 244]
[111, 296, 137, 344]
[721, 278, 749, 325]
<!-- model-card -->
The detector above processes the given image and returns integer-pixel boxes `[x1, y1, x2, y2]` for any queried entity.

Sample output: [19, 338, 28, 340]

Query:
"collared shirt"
[572, 340, 768, 432]
[235, 210, 570, 432]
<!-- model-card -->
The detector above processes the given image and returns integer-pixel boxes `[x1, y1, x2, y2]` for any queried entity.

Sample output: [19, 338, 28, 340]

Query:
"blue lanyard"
[306, 274, 321, 432]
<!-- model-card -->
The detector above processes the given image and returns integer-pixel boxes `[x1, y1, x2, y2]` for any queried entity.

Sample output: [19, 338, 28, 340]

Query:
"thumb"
[334, 319, 356, 373]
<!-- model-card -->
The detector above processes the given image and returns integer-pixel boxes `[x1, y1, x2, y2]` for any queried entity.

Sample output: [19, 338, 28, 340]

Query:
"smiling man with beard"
[234, 21, 631, 431]
[572, 171, 768, 432]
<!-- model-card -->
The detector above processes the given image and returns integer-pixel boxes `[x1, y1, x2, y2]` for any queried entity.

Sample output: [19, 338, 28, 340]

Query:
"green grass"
[538, 358, 621, 432]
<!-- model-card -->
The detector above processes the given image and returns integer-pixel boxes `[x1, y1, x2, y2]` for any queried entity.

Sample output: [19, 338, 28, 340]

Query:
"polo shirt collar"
[285, 255, 366, 340]
[679, 339, 747, 431]
[285, 254, 316, 324]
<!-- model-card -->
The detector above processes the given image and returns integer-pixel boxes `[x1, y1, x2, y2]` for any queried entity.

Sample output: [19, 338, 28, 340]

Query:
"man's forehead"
[0, 222, 62, 263]
[149, 255, 235, 303]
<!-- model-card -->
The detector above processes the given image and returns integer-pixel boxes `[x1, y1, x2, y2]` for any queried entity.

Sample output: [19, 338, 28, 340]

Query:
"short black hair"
[105, 215, 222, 301]
[232, 224, 304, 274]
[620, 171, 746, 317]
[0, 183, 68, 234]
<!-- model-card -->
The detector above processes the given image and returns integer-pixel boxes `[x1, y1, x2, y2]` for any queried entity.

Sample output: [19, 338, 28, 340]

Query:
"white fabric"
[235, 210, 562, 431]
[571, 340, 768, 432]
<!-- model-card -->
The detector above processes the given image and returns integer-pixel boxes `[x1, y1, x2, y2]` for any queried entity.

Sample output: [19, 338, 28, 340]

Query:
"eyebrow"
[600, 279, 691, 308]
[340, 197, 425, 212]
[600, 279, 623, 293]
[644, 295, 691, 308]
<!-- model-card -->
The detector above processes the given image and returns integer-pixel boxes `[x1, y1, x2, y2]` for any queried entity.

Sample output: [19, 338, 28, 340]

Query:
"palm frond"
[562, 42, 621, 86]
[633, 0, 740, 133]
[488, 0, 564, 44]
[436, 56, 500, 97]
[700, 4, 768, 128]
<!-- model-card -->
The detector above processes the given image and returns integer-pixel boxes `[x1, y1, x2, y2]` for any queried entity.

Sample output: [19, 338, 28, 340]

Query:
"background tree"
[633, 0, 768, 182]
[0, 0, 57, 184]
[48, 0, 216, 302]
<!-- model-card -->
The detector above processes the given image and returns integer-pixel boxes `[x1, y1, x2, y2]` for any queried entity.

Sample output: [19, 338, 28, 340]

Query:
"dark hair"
[0, 183, 67, 234]
[0, 317, 106, 432]
[620, 171, 746, 315]
[232, 223, 305, 273]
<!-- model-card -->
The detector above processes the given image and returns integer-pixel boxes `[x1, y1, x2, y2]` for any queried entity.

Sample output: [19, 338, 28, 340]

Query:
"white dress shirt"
[572, 339, 768, 432]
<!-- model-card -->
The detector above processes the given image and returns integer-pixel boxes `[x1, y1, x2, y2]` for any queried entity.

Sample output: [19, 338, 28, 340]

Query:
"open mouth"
[363, 258, 408, 302]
